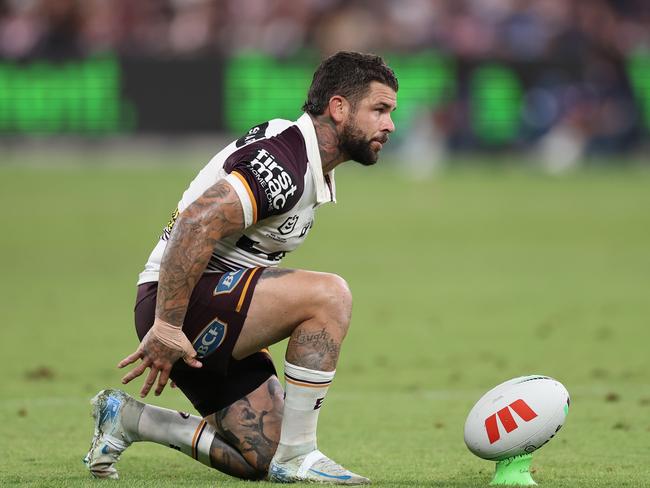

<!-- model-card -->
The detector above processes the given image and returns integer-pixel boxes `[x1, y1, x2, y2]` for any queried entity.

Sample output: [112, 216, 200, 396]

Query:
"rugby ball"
[464, 375, 569, 461]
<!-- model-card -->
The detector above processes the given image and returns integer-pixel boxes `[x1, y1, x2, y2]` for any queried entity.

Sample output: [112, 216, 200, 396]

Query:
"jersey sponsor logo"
[235, 122, 269, 148]
[484, 399, 538, 444]
[278, 215, 299, 235]
[193, 318, 228, 359]
[214, 269, 246, 295]
[248, 148, 298, 211]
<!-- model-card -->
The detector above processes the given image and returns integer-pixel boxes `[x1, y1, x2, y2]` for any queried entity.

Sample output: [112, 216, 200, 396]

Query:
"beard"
[340, 120, 381, 166]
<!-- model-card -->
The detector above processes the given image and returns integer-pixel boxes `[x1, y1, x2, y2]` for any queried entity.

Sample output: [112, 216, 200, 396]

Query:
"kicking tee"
[138, 114, 336, 284]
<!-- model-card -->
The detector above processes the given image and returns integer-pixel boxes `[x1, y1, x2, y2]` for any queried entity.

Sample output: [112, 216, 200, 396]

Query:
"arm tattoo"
[287, 327, 341, 370]
[312, 114, 344, 172]
[156, 180, 244, 325]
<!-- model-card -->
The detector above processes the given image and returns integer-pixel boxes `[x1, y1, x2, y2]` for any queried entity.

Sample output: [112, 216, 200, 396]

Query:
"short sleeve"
[223, 171, 256, 228]
[224, 144, 304, 224]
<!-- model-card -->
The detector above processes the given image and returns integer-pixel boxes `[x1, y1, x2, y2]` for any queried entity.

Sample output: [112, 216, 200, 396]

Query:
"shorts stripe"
[191, 420, 207, 460]
[236, 268, 260, 313]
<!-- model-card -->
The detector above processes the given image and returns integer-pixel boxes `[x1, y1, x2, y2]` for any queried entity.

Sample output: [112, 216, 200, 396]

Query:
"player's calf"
[285, 272, 352, 370]
[208, 374, 284, 476]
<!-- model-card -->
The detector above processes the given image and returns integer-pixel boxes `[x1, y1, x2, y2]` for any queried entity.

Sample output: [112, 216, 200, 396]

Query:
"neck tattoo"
[311, 114, 346, 173]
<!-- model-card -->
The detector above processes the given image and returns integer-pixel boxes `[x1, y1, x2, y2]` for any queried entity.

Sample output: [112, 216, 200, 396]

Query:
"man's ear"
[328, 95, 350, 124]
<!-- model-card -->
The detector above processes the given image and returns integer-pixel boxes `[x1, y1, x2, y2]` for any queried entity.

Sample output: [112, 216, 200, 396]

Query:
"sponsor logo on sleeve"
[248, 148, 298, 212]
[236, 122, 269, 147]
[193, 318, 228, 359]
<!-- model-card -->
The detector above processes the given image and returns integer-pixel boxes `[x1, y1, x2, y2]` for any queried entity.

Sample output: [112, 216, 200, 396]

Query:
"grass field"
[1, 156, 649, 487]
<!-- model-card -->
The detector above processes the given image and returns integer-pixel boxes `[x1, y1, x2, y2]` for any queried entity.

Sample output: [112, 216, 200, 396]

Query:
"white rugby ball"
[464, 375, 569, 461]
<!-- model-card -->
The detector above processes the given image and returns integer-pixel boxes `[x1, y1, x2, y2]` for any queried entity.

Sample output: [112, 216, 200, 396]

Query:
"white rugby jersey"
[138, 114, 336, 284]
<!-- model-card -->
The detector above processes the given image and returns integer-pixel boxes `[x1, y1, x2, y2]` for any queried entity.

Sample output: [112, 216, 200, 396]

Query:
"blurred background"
[1, 0, 649, 172]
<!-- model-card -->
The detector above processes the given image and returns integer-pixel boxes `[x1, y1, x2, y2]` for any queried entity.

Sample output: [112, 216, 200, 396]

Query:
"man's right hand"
[117, 318, 202, 398]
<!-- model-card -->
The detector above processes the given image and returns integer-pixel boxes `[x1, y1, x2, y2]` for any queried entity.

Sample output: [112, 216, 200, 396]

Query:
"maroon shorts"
[134, 268, 276, 416]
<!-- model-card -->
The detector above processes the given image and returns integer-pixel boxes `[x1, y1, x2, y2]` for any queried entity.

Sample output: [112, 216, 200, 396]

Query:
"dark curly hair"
[302, 51, 398, 115]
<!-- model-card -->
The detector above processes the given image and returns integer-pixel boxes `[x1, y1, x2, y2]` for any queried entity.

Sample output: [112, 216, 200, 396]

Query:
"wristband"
[151, 317, 196, 359]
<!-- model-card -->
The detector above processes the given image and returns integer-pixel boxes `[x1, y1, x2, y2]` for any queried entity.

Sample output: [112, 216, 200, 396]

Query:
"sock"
[122, 399, 216, 468]
[274, 361, 335, 461]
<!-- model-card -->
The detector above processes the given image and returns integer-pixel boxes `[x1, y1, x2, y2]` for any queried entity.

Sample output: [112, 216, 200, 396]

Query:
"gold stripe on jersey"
[231, 170, 258, 224]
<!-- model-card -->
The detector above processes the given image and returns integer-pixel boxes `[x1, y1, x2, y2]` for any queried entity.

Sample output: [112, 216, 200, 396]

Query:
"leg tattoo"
[207, 431, 262, 480]
[286, 327, 341, 370]
[210, 379, 283, 474]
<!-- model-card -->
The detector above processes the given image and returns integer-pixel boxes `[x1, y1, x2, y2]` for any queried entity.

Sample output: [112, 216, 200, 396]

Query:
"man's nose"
[383, 114, 395, 133]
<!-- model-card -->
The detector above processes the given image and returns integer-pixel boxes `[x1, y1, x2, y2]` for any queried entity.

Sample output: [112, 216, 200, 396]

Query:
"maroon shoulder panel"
[224, 125, 308, 222]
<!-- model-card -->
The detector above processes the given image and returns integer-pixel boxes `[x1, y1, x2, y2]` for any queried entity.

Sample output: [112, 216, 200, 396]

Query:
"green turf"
[1, 159, 649, 487]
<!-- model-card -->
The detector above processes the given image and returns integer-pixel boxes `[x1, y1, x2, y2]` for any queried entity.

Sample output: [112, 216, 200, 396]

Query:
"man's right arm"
[156, 179, 245, 326]
[119, 179, 245, 397]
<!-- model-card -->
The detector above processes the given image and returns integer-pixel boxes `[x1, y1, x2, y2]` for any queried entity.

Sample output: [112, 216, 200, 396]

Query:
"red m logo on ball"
[485, 399, 538, 444]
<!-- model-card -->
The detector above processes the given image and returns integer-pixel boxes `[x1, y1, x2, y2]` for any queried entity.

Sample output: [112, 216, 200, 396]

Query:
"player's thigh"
[206, 375, 284, 472]
[232, 268, 352, 360]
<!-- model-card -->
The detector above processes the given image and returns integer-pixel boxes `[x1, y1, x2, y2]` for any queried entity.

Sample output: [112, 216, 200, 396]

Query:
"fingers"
[118, 332, 189, 396]
[155, 368, 171, 396]
[181, 342, 201, 369]
[121, 358, 150, 385]
[183, 354, 203, 369]
[117, 348, 144, 369]
[120, 358, 175, 396]
[140, 366, 159, 398]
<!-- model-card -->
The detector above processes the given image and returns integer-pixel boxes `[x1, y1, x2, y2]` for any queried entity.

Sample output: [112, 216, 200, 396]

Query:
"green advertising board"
[0, 52, 647, 140]
[0, 56, 134, 134]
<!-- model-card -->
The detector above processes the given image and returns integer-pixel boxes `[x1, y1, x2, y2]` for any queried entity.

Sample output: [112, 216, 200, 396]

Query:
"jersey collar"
[296, 113, 336, 204]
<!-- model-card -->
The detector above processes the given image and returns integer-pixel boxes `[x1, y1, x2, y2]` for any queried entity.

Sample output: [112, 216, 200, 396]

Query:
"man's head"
[303, 51, 398, 166]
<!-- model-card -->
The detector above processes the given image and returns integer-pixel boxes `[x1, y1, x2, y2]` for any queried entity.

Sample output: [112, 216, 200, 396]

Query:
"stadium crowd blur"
[1, 0, 649, 160]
